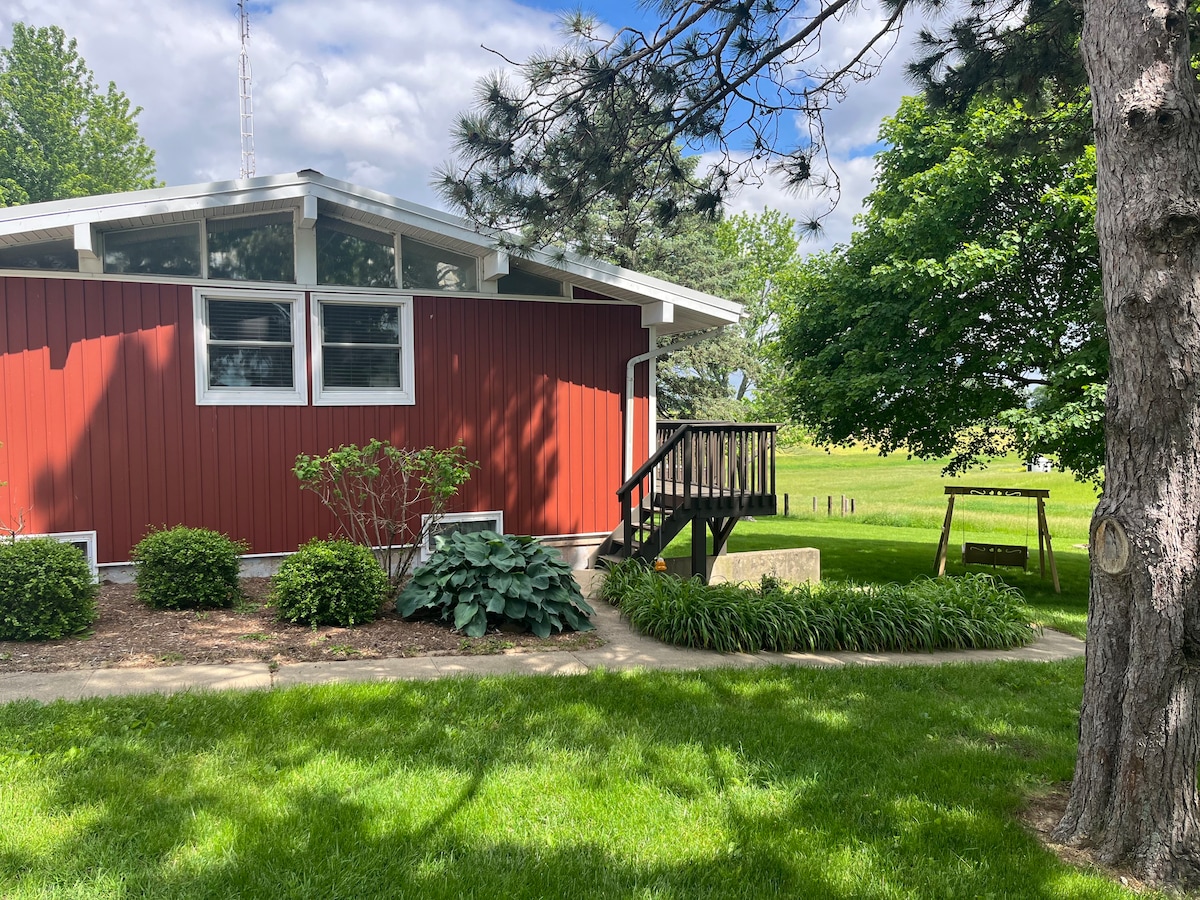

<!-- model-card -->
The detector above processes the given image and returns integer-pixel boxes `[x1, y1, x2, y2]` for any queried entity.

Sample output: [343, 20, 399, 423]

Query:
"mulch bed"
[0, 578, 603, 672]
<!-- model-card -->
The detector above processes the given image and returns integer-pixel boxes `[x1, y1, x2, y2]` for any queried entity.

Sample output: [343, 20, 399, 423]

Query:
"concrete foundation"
[661, 548, 820, 585]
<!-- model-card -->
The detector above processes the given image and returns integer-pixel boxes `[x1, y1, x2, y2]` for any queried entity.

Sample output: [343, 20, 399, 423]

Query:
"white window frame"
[420, 510, 505, 560]
[311, 292, 415, 406]
[193, 287, 308, 406]
[17, 530, 98, 578]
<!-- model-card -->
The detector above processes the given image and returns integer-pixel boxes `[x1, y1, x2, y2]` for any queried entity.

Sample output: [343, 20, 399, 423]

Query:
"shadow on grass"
[0, 660, 1126, 899]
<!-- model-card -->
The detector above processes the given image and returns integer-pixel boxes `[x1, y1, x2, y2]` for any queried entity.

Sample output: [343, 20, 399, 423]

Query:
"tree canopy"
[776, 93, 1105, 477]
[438, 0, 937, 246]
[0, 23, 159, 206]
[643, 209, 801, 421]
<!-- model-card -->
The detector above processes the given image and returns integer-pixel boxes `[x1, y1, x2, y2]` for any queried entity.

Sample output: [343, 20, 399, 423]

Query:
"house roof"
[0, 170, 741, 335]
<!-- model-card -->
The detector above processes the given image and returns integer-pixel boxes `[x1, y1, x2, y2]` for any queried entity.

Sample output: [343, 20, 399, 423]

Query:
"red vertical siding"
[0, 278, 648, 563]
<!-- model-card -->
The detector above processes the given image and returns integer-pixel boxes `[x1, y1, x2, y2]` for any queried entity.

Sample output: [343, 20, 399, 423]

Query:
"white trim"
[193, 286, 308, 406]
[17, 530, 98, 577]
[420, 510, 505, 560]
[483, 250, 509, 281]
[310, 292, 415, 406]
[0, 171, 741, 328]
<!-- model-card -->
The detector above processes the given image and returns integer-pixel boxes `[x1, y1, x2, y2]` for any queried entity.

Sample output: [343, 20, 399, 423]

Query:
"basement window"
[193, 287, 307, 405]
[311, 293, 415, 406]
[18, 531, 98, 577]
[420, 511, 504, 560]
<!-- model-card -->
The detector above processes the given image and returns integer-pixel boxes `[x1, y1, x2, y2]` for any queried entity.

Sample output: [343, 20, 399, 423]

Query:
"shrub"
[272, 539, 388, 627]
[0, 538, 97, 640]
[293, 440, 477, 599]
[601, 560, 1039, 653]
[132, 526, 245, 610]
[398, 531, 594, 638]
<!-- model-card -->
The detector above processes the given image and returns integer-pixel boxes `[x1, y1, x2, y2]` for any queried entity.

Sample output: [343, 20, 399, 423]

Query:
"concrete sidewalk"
[0, 570, 1086, 705]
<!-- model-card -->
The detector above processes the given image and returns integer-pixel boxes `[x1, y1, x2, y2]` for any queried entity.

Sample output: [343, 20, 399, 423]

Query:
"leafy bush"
[601, 560, 1039, 653]
[293, 440, 477, 599]
[273, 539, 388, 627]
[132, 526, 245, 610]
[0, 537, 97, 640]
[398, 531, 594, 638]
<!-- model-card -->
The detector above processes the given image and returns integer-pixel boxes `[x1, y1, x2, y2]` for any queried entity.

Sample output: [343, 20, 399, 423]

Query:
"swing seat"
[962, 542, 1028, 568]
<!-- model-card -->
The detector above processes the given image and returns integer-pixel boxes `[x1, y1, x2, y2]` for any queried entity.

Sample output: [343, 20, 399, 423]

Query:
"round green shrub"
[273, 539, 387, 626]
[132, 526, 245, 610]
[0, 538, 98, 640]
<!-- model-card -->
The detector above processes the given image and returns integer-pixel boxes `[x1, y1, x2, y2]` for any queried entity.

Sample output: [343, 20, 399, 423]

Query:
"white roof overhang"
[0, 171, 742, 334]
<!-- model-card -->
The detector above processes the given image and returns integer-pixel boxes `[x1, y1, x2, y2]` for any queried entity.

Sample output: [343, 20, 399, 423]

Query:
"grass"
[604, 562, 1040, 653]
[660, 446, 1097, 639]
[0, 662, 1151, 899]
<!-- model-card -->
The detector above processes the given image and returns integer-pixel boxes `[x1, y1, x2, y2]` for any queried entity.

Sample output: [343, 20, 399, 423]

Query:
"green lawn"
[0, 662, 1149, 899]
[662, 447, 1097, 638]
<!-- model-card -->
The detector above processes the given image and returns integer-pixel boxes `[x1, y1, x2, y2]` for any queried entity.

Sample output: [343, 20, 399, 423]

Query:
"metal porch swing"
[932, 486, 1061, 593]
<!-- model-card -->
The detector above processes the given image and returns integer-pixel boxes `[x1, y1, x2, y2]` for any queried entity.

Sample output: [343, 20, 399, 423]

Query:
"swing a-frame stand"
[933, 486, 1060, 593]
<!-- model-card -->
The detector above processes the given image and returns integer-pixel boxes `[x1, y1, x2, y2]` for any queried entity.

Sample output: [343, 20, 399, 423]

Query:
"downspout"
[624, 328, 723, 478]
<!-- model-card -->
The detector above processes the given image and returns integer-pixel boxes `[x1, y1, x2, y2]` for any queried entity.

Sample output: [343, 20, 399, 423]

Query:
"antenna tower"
[238, 0, 256, 178]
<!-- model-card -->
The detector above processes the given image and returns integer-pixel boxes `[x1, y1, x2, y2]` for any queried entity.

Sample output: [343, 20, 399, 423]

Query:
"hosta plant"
[398, 531, 594, 638]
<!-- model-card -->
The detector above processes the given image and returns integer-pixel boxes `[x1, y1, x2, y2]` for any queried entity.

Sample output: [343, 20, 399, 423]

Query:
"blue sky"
[0, 0, 921, 253]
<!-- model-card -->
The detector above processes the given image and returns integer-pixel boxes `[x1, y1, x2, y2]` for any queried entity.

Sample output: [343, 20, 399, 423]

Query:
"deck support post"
[692, 516, 708, 582]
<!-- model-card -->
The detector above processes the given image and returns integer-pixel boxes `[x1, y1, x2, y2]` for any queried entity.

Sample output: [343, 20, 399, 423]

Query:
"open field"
[663, 447, 1098, 638]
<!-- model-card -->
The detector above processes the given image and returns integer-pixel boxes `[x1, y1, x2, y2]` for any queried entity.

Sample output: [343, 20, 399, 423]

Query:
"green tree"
[439, 72, 717, 268]
[777, 93, 1104, 476]
[0, 23, 158, 206]
[451, 5, 1200, 882]
[641, 208, 801, 422]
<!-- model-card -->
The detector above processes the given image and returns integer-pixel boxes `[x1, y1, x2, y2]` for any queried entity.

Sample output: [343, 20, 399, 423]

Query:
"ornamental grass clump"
[0, 537, 97, 640]
[399, 531, 594, 638]
[601, 560, 1038, 653]
[272, 539, 388, 627]
[132, 526, 246, 610]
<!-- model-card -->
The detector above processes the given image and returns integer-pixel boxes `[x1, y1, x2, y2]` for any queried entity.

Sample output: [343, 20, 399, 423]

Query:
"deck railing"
[617, 422, 777, 558]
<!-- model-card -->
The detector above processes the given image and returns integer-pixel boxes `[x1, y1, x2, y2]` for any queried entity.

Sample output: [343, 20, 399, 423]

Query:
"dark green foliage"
[908, 0, 1088, 115]
[601, 559, 1039, 653]
[776, 93, 1105, 479]
[0, 537, 97, 640]
[132, 527, 245, 610]
[272, 539, 388, 627]
[398, 532, 594, 638]
[435, 2, 907, 248]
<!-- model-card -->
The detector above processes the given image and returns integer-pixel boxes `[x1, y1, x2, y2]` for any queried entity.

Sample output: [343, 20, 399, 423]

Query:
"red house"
[0, 171, 749, 578]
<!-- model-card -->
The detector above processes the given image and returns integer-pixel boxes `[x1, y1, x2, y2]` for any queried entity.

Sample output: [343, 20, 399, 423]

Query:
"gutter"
[624, 328, 722, 479]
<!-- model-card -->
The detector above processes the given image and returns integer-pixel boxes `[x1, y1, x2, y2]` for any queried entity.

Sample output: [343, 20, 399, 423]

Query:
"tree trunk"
[1053, 0, 1200, 888]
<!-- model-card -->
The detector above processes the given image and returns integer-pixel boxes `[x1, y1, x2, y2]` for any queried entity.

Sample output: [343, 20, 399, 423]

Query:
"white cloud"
[0, 0, 924, 251]
[0, 0, 560, 206]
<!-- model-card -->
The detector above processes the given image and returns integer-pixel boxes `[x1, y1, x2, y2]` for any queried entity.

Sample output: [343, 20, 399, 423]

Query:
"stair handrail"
[620, 424, 694, 498]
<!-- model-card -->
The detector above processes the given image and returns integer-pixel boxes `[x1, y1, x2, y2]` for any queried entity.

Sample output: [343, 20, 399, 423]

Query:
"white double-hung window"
[193, 287, 307, 405]
[311, 293, 415, 406]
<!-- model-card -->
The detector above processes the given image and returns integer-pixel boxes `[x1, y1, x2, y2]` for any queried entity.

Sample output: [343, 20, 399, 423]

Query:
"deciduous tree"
[446, 0, 1200, 888]
[777, 94, 1105, 477]
[0, 23, 158, 206]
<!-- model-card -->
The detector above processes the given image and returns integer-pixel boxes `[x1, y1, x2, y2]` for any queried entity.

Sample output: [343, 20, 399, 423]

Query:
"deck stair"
[596, 421, 777, 581]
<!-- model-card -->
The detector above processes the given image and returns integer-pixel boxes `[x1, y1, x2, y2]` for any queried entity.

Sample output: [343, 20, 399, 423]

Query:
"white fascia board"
[0, 173, 318, 237]
[0, 170, 743, 327]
